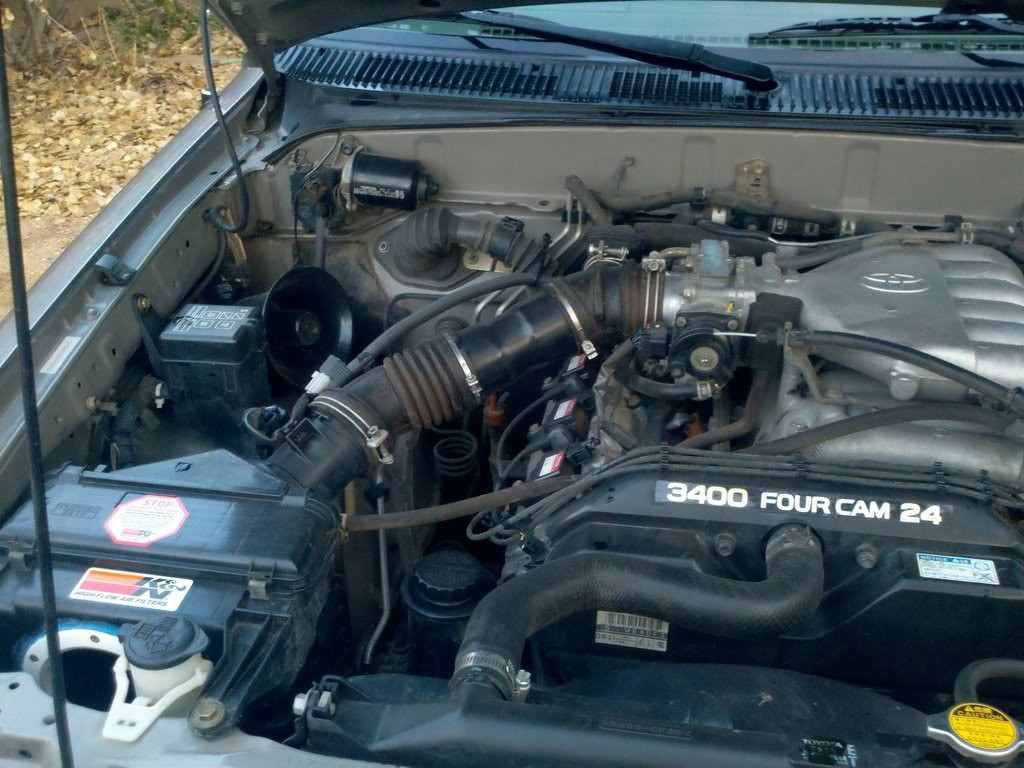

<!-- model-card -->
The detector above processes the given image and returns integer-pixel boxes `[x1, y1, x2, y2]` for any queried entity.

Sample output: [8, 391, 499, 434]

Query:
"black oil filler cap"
[119, 616, 209, 670]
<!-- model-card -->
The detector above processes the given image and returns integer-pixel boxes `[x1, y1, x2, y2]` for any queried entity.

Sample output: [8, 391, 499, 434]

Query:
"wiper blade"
[456, 10, 776, 92]
[754, 13, 1024, 38]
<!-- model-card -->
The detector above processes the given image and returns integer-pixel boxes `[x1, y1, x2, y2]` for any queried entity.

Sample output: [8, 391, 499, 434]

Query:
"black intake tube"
[451, 525, 823, 699]
[388, 207, 546, 275]
[268, 265, 647, 491]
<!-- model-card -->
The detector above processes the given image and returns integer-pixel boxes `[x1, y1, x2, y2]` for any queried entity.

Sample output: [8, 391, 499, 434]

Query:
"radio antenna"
[0, 7, 75, 767]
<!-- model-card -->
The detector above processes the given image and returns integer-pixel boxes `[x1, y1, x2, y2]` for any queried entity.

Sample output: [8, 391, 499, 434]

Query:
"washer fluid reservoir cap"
[119, 616, 209, 671]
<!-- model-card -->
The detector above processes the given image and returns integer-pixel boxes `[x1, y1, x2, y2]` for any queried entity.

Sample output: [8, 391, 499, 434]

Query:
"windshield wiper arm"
[754, 13, 1024, 38]
[456, 10, 777, 92]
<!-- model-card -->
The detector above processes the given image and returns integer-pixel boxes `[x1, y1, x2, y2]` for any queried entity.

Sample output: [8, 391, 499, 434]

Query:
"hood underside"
[212, 0, 985, 85]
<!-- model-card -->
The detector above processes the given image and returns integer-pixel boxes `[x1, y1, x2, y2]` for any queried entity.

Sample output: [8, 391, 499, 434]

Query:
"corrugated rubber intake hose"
[267, 264, 649, 491]
[451, 525, 823, 700]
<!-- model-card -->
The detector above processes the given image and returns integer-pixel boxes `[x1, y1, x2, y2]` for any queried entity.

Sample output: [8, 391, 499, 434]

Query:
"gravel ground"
[0, 28, 241, 316]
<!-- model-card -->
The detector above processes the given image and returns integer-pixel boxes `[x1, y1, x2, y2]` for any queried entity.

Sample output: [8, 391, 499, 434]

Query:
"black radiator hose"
[451, 525, 823, 700]
[954, 658, 1024, 703]
[268, 264, 649, 491]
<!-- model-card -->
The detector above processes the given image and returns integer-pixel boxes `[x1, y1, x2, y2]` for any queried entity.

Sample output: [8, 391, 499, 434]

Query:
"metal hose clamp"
[546, 282, 597, 359]
[452, 650, 531, 702]
[442, 332, 482, 403]
[311, 394, 394, 465]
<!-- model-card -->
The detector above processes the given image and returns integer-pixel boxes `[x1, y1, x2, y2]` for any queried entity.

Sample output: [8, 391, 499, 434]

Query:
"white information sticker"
[916, 553, 999, 585]
[595, 611, 669, 652]
[39, 335, 81, 375]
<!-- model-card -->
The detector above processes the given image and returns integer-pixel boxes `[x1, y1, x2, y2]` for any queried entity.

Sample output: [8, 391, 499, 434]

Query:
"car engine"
[4, 132, 1024, 767]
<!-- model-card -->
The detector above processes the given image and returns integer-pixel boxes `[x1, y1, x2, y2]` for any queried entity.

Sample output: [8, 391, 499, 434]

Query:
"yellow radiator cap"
[949, 703, 1018, 751]
[928, 702, 1024, 764]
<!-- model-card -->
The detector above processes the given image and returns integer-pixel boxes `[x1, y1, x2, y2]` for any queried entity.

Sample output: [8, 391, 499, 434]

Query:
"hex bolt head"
[715, 532, 736, 557]
[726, 318, 740, 331]
[190, 698, 226, 730]
[85, 307, 99, 320]
[292, 692, 308, 717]
[674, 316, 688, 328]
[856, 544, 878, 570]
[136, 296, 151, 311]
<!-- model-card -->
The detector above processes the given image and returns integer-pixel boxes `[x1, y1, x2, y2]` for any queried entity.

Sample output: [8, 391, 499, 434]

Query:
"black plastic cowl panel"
[275, 42, 1024, 122]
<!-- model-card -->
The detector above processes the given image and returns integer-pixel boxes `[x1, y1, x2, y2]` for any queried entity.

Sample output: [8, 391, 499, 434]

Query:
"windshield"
[380, 1, 946, 48]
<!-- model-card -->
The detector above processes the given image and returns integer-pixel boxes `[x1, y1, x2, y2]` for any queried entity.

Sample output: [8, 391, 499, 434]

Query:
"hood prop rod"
[0, 9, 75, 767]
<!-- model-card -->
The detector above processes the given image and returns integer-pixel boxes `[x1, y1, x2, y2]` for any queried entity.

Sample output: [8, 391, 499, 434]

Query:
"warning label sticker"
[917, 553, 1000, 585]
[566, 353, 587, 372]
[104, 495, 188, 548]
[948, 703, 1018, 751]
[553, 398, 577, 421]
[595, 611, 669, 652]
[538, 452, 564, 478]
[70, 567, 192, 612]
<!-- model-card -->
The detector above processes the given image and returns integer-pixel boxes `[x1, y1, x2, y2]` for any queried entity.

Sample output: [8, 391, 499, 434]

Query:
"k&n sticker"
[69, 567, 192, 612]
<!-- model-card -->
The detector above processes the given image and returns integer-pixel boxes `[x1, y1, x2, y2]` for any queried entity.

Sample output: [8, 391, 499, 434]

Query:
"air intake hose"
[451, 525, 823, 700]
[268, 264, 651, 491]
[387, 207, 548, 275]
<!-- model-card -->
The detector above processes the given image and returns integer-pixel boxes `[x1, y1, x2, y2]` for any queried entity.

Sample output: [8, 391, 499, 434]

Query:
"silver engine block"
[659, 241, 1024, 483]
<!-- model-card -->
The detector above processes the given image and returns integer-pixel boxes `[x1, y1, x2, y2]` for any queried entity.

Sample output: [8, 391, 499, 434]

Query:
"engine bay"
[4, 125, 1024, 766]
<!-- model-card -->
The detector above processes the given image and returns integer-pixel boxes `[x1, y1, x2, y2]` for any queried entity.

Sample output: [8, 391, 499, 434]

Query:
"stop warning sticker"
[104, 494, 189, 548]
[948, 703, 1019, 751]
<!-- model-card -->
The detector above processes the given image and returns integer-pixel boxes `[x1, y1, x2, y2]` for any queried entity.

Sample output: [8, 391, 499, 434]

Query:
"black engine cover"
[514, 461, 1024, 695]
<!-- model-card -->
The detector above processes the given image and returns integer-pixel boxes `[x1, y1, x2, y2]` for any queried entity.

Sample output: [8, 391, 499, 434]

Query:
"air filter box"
[0, 450, 336, 734]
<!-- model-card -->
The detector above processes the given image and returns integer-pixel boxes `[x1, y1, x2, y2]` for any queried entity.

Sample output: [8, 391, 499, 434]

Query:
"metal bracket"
[961, 220, 976, 244]
[736, 159, 770, 198]
[246, 564, 274, 600]
[641, 262, 665, 328]
[311, 394, 394, 465]
[546, 282, 598, 360]
[94, 253, 137, 287]
[443, 333, 482, 403]
[4, 540, 31, 571]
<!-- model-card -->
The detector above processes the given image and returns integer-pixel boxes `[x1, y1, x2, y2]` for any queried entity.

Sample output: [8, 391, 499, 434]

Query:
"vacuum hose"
[451, 525, 823, 700]
[268, 264, 651, 491]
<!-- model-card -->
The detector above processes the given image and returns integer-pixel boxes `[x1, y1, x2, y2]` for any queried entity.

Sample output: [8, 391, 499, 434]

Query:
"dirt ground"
[0, 27, 241, 317]
[0, 215, 91, 312]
